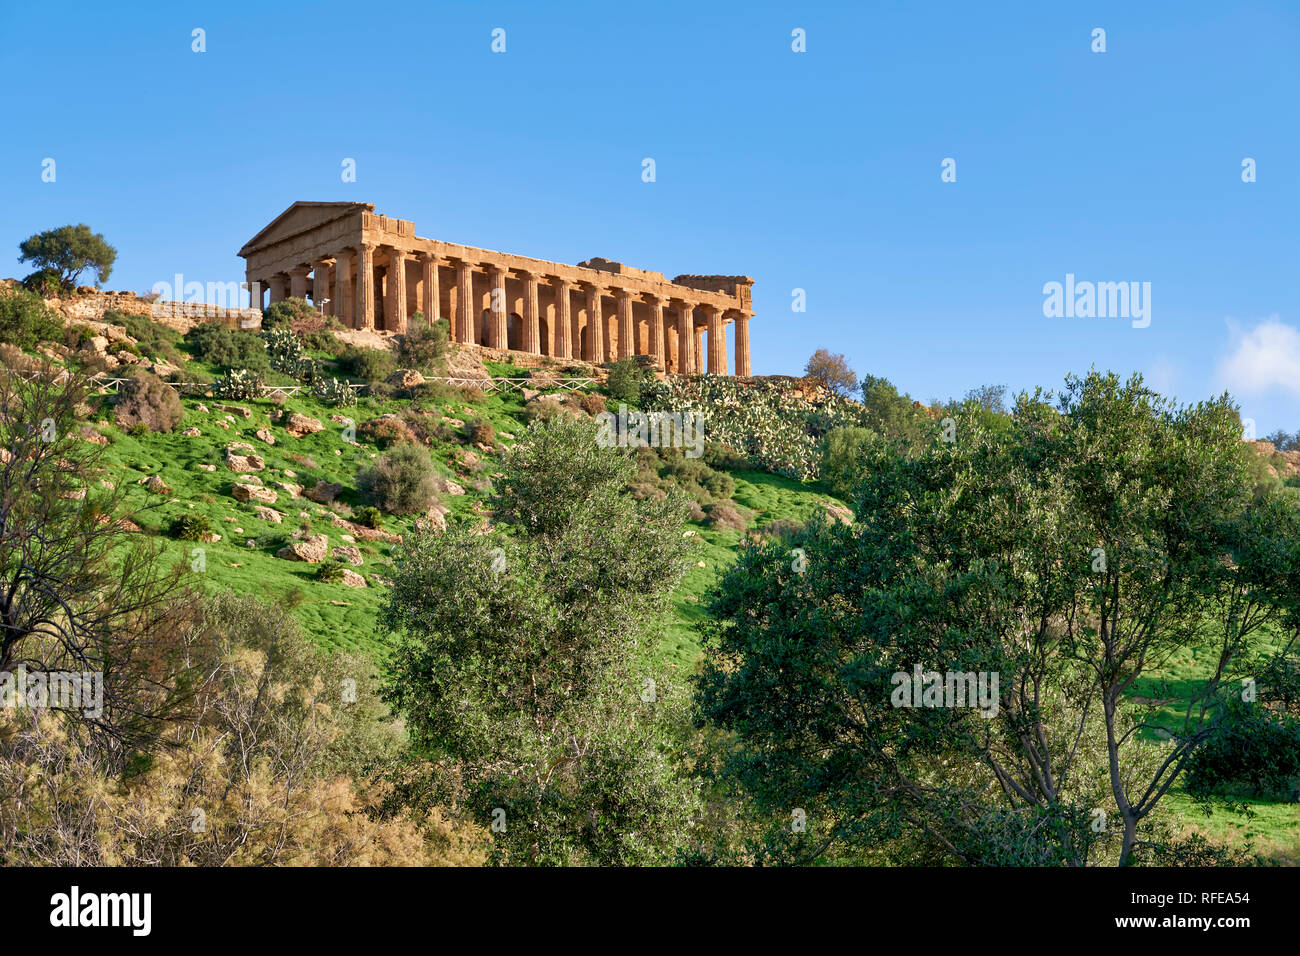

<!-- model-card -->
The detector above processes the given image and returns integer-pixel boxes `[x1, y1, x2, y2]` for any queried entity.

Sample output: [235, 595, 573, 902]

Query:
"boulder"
[285, 413, 324, 437]
[339, 568, 368, 588]
[232, 483, 278, 504]
[253, 506, 283, 523]
[215, 403, 252, 419]
[304, 480, 343, 503]
[276, 533, 330, 563]
[182, 426, 202, 437]
[255, 428, 276, 445]
[333, 545, 363, 566]
[433, 475, 465, 496]
[386, 368, 426, 389]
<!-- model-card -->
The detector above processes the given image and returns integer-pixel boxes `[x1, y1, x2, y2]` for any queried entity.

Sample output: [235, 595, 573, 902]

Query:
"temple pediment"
[238, 201, 372, 257]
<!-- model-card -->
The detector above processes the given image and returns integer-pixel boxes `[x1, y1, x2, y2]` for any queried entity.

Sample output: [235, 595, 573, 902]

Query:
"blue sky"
[2, 0, 1297, 433]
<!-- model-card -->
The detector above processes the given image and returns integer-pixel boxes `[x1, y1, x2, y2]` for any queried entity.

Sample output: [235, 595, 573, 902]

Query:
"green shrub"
[170, 513, 212, 542]
[355, 505, 385, 529]
[316, 560, 348, 583]
[357, 444, 439, 515]
[820, 426, 877, 499]
[114, 369, 184, 433]
[186, 322, 270, 373]
[339, 346, 396, 382]
[465, 417, 496, 446]
[104, 308, 184, 366]
[605, 358, 655, 405]
[393, 317, 448, 372]
[261, 296, 317, 331]
[262, 326, 305, 374]
[0, 285, 63, 351]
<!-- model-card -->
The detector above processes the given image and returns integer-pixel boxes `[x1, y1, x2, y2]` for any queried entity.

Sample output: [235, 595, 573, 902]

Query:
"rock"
[196, 463, 216, 472]
[386, 368, 426, 389]
[330, 514, 403, 543]
[521, 388, 539, 402]
[459, 450, 480, 469]
[339, 568, 368, 588]
[225, 441, 265, 473]
[433, 475, 465, 496]
[216, 404, 252, 419]
[232, 483, 278, 504]
[276, 533, 330, 563]
[140, 474, 171, 494]
[284, 413, 324, 437]
[60, 488, 87, 500]
[79, 424, 108, 445]
[182, 426, 201, 437]
[304, 480, 343, 503]
[253, 506, 283, 523]
[333, 545, 362, 565]
[88, 335, 110, 353]
[255, 428, 276, 445]
[196, 403, 209, 413]
[275, 481, 303, 498]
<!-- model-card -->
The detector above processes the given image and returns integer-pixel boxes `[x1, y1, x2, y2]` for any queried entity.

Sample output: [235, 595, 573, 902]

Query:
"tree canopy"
[18, 224, 117, 287]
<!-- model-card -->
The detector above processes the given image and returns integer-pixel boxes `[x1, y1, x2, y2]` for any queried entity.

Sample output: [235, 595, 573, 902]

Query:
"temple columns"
[456, 259, 475, 343]
[585, 284, 605, 362]
[647, 295, 666, 370]
[522, 271, 541, 354]
[616, 289, 634, 359]
[676, 301, 694, 374]
[357, 242, 375, 330]
[552, 278, 572, 359]
[489, 266, 508, 349]
[288, 265, 311, 300]
[268, 274, 288, 304]
[421, 253, 439, 322]
[312, 261, 330, 313]
[694, 324, 705, 373]
[707, 306, 726, 375]
[387, 247, 408, 333]
[333, 253, 351, 326]
[733, 311, 751, 376]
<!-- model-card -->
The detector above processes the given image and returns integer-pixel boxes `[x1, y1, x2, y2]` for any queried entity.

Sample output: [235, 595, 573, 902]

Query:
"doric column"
[733, 311, 751, 376]
[585, 284, 605, 362]
[288, 265, 311, 300]
[387, 247, 408, 333]
[615, 288, 634, 359]
[707, 306, 726, 374]
[246, 275, 262, 311]
[676, 301, 694, 374]
[357, 242, 375, 330]
[694, 324, 705, 373]
[312, 261, 330, 313]
[268, 274, 288, 304]
[522, 271, 541, 354]
[456, 259, 475, 343]
[334, 253, 351, 327]
[647, 295, 666, 370]
[489, 265, 508, 349]
[552, 278, 572, 359]
[421, 253, 439, 322]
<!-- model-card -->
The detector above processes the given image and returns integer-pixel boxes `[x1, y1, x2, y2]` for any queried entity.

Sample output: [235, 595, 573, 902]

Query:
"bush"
[170, 513, 212, 542]
[578, 391, 608, 417]
[357, 415, 417, 448]
[0, 285, 63, 351]
[313, 377, 357, 407]
[316, 560, 348, 583]
[103, 309, 184, 366]
[339, 346, 396, 383]
[393, 317, 449, 372]
[820, 426, 877, 499]
[465, 417, 496, 446]
[804, 349, 858, 397]
[605, 358, 655, 405]
[354, 506, 384, 529]
[212, 368, 263, 400]
[114, 369, 184, 433]
[261, 297, 317, 331]
[186, 322, 270, 373]
[357, 444, 439, 515]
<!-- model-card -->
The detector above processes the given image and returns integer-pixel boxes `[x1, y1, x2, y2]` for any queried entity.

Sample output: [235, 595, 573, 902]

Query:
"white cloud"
[1217, 316, 1300, 398]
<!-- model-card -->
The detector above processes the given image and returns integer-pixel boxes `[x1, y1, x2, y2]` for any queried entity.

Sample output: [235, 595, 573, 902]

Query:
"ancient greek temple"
[238, 201, 753, 375]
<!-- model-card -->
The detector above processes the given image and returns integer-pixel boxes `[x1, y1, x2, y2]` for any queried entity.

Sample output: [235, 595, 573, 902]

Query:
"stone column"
[647, 295, 666, 371]
[456, 259, 475, 343]
[552, 278, 572, 359]
[421, 253, 439, 322]
[733, 311, 751, 376]
[387, 247, 408, 333]
[357, 242, 375, 330]
[522, 271, 541, 354]
[312, 261, 330, 313]
[616, 289, 634, 359]
[694, 325, 705, 374]
[585, 284, 605, 362]
[676, 301, 694, 374]
[246, 275, 262, 311]
[707, 306, 726, 374]
[489, 266, 508, 349]
[288, 266, 311, 300]
[268, 274, 288, 304]
[334, 253, 351, 327]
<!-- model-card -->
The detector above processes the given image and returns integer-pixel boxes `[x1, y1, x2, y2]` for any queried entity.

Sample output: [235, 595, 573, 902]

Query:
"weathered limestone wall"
[40, 289, 261, 332]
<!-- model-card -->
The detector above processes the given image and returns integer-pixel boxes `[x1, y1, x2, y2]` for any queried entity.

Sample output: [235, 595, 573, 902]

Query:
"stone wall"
[38, 288, 261, 332]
